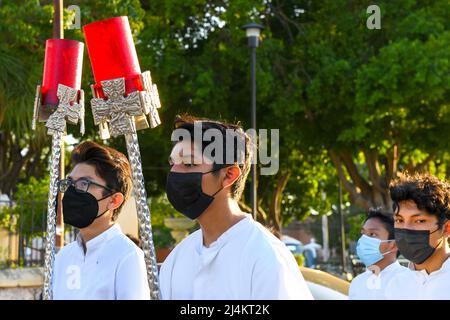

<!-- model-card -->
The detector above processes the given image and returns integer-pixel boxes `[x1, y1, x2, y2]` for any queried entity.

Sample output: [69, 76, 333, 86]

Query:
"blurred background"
[0, 0, 448, 298]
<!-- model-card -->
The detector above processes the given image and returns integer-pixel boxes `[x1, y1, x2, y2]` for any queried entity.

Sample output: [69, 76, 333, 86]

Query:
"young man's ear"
[444, 220, 450, 237]
[108, 192, 124, 211]
[389, 240, 399, 253]
[222, 165, 241, 189]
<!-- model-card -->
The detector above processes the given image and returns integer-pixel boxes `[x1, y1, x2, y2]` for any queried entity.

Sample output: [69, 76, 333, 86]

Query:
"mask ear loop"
[380, 239, 396, 256]
[211, 187, 223, 197]
[94, 192, 117, 220]
[430, 220, 448, 250]
[203, 166, 231, 198]
[94, 209, 109, 220]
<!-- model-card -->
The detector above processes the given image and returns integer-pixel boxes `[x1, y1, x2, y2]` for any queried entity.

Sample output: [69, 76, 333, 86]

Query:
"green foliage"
[149, 194, 186, 248]
[347, 212, 366, 243]
[282, 149, 341, 224]
[1, 0, 449, 233]
[0, 1, 52, 135]
[0, 177, 49, 237]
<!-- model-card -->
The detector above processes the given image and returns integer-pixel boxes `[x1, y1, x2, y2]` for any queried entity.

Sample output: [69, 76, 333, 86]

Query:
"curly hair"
[389, 172, 450, 226]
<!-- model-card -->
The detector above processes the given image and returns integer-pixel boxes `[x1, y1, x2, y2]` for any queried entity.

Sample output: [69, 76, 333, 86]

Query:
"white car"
[300, 267, 349, 300]
[281, 235, 304, 255]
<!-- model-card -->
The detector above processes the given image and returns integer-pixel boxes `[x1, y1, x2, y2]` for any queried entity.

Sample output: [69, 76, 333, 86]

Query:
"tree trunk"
[329, 149, 392, 210]
[239, 170, 291, 234]
[0, 132, 33, 195]
[267, 170, 291, 233]
[329, 147, 436, 212]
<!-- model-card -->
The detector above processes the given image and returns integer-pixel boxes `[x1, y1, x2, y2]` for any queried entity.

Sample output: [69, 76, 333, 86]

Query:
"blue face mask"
[356, 235, 394, 267]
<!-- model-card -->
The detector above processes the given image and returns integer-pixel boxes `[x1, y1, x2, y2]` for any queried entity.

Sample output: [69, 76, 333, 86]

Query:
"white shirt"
[385, 257, 450, 300]
[159, 214, 313, 300]
[349, 261, 408, 300]
[52, 224, 150, 300]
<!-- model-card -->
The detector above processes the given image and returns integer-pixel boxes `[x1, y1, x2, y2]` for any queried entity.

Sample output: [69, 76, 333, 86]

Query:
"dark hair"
[71, 141, 132, 221]
[364, 207, 395, 240]
[172, 114, 252, 200]
[389, 172, 450, 227]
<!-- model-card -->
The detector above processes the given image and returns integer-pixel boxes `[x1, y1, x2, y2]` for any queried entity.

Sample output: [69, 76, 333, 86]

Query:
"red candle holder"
[83, 16, 161, 139]
[36, 39, 84, 121]
[83, 16, 143, 98]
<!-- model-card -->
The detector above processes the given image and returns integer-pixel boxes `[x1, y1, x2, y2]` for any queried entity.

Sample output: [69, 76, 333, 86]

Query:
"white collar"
[365, 260, 401, 276]
[381, 260, 402, 273]
[409, 256, 450, 277]
[197, 214, 251, 255]
[76, 223, 122, 255]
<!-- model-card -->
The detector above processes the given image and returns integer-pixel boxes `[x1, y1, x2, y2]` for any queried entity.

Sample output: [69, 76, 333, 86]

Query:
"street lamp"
[338, 179, 347, 275]
[242, 22, 263, 220]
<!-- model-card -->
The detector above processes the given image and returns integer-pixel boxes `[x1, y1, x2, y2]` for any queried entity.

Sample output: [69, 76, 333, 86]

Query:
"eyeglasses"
[58, 178, 115, 194]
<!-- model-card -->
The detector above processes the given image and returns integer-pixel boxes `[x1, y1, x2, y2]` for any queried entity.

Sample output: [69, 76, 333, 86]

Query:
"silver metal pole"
[125, 133, 161, 300]
[42, 131, 62, 300]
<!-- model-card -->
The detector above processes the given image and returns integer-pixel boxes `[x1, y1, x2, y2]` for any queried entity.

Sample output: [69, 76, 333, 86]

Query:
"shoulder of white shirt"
[163, 214, 291, 260]
[385, 260, 409, 273]
[55, 238, 79, 258]
[351, 261, 409, 283]
[240, 216, 299, 264]
[56, 224, 142, 258]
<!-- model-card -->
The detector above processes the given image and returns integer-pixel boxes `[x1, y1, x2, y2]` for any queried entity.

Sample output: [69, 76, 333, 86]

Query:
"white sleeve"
[251, 255, 313, 300]
[348, 279, 358, 300]
[51, 250, 64, 300]
[115, 250, 150, 300]
[51, 253, 59, 298]
[159, 251, 175, 300]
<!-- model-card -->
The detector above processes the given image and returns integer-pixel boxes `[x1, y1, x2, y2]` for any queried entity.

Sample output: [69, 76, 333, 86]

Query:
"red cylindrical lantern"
[41, 39, 84, 106]
[83, 16, 144, 97]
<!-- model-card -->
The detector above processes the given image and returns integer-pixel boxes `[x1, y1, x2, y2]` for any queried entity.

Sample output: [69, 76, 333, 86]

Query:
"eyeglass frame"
[58, 177, 116, 194]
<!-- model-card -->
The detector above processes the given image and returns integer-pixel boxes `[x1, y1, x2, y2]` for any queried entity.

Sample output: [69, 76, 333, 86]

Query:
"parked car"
[300, 267, 349, 300]
[281, 235, 304, 255]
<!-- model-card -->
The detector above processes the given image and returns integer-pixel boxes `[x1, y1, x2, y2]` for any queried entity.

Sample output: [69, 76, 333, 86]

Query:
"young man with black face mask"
[159, 115, 313, 300]
[385, 173, 450, 299]
[349, 208, 407, 300]
[52, 141, 150, 300]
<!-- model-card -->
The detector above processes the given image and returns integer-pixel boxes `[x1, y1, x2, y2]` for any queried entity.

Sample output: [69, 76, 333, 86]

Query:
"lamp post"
[338, 179, 347, 275]
[242, 22, 263, 220]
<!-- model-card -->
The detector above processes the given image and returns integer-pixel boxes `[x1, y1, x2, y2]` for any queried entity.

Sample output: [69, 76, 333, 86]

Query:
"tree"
[131, 0, 346, 232]
[0, 0, 146, 196]
[260, 0, 450, 211]
[2, 0, 448, 234]
[0, 1, 54, 196]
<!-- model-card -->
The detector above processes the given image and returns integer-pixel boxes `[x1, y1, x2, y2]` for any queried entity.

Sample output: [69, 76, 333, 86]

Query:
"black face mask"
[166, 169, 223, 220]
[395, 226, 443, 264]
[62, 185, 112, 229]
